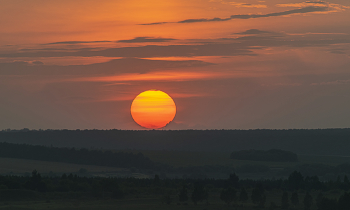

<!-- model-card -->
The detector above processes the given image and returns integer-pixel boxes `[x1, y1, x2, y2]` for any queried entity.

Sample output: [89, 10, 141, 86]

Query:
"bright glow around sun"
[130, 90, 176, 129]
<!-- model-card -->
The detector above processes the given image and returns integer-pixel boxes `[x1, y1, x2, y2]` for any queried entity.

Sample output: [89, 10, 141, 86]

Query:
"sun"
[131, 90, 176, 129]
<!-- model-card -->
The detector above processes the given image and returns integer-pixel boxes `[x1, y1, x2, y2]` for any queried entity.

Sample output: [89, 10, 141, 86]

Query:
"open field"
[1, 150, 350, 179]
[127, 150, 350, 168]
[0, 157, 128, 176]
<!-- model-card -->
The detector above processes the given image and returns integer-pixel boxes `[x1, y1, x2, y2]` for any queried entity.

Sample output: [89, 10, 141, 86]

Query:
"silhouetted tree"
[303, 192, 313, 210]
[239, 187, 248, 203]
[291, 191, 299, 206]
[112, 184, 124, 199]
[305, 176, 323, 190]
[25, 170, 47, 192]
[220, 187, 236, 206]
[178, 186, 188, 202]
[251, 183, 265, 207]
[288, 171, 304, 190]
[161, 193, 172, 205]
[317, 197, 337, 210]
[315, 192, 324, 209]
[281, 191, 289, 209]
[269, 201, 277, 210]
[191, 183, 208, 205]
[342, 175, 350, 190]
[259, 193, 267, 208]
[154, 174, 160, 186]
[338, 192, 350, 210]
[229, 173, 239, 188]
[251, 188, 261, 204]
[61, 173, 67, 179]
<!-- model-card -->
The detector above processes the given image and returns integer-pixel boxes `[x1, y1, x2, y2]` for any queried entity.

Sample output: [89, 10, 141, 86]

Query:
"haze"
[1, 0, 350, 130]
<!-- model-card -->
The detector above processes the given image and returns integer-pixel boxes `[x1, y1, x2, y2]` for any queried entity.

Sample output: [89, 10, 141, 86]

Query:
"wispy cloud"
[117, 37, 176, 43]
[169, 93, 208, 98]
[91, 92, 208, 102]
[234, 29, 281, 35]
[311, 79, 350, 86]
[0, 58, 213, 76]
[2, 31, 349, 59]
[277, 1, 327, 7]
[68, 71, 230, 82]
[0, 43, 256, 58]
[227, 2, 267, 8]
[32, 61, 44, 65]
[44, 41, 112, 45]
[276, 1, 350, 13]
[141, 6, 328, 25]
[261, 83, 302, 87]
[209, 0, 267, 7]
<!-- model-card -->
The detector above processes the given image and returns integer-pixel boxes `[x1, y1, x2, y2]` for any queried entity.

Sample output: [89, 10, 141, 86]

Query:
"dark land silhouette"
[0, 142, 155, 169]
[0, 169, 349, 210]
[230, 149, 298, 162]
[0, 129, 349, 209]
[1, 128, 350, 155]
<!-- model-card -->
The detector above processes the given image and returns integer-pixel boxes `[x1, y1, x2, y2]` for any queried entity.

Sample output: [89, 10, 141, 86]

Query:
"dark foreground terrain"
[0, 129, 349, 209]
[0, 170, 348, 210]
[2, 128, 350, 155]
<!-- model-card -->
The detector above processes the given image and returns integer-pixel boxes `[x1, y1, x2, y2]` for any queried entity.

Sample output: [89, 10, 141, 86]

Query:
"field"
[128, 150, 350, 168]
[0, 157, 128, 177]
[1, 151, 350, 177]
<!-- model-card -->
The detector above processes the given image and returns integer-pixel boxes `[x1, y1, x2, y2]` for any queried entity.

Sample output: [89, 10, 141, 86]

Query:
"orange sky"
[0, 0, 350, 129]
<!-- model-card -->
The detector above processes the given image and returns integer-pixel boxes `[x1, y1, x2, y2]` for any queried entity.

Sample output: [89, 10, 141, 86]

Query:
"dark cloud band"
[117, 37, 176, 43]
[45, 41, 112, 45]
[140, 6, 328, 25]
[1, 29, 349, 59]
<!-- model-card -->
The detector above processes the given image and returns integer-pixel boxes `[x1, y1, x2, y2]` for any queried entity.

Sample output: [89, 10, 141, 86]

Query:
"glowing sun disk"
[131, 90, 176, 129]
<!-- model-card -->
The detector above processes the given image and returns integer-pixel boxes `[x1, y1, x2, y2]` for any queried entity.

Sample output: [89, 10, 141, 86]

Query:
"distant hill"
[230, 149, 298, 162]
[1, 129, 350, 155]
[0, 142, 155, 169]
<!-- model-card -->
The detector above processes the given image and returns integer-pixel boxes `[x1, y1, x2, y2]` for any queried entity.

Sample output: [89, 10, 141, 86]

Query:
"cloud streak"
[1, 31, 349, 59]
[0, 58, 213, 76]
[234, 29, 280, 35]
[0, 43, 256, 58]
[227, 2, 267, 8]
[67, 71, 230, 82]
[117, 37, 176, 43]
[140, 6, 328, 25]
[45, 41, 112, 45]
[311, 79, 350, 86]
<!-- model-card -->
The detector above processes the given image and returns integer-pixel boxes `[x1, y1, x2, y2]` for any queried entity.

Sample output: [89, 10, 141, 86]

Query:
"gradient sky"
[0, 0, 350, 130]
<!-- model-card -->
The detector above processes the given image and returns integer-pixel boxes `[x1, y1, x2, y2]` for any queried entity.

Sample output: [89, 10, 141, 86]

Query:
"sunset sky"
[1, 0, 350, 130]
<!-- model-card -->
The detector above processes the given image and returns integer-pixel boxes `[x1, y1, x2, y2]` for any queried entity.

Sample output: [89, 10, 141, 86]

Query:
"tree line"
[0, 170, 350, 209]
[2, 128, 350, 155]
[0, 142, 155, 169]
